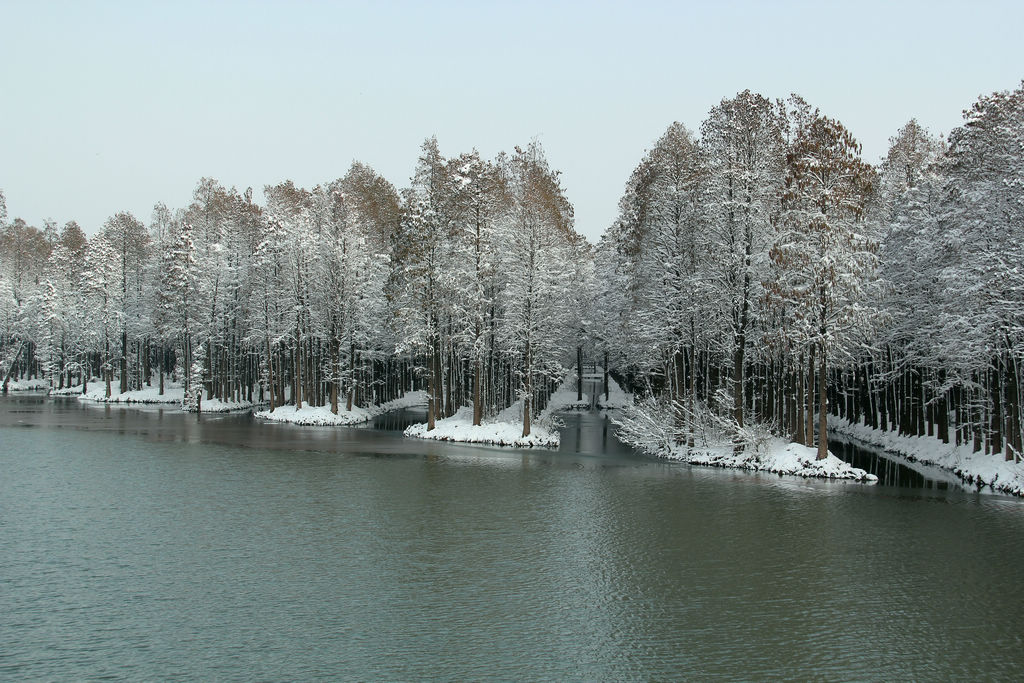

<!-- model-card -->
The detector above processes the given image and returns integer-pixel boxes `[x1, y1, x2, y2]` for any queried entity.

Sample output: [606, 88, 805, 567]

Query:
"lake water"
[2, 395, 1023, 680]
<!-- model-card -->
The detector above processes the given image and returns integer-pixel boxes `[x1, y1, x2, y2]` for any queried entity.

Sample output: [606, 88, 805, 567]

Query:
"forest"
[1, 82, 1022, 463]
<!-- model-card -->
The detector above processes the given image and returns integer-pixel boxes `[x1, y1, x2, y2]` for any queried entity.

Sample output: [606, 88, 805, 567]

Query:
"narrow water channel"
[2, 395, 1022, 680]
[828, 433, 966, 491]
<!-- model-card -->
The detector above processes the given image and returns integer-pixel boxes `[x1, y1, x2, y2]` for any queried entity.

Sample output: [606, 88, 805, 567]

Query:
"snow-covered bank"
[189, 397, 265, 413]
[829, 416, 1024, 496]
[68, 382, 262, 412]
[77, 384, 184, 404]
[556, 369, 634, 411]
[3, 378, 49, 392]
[402, 371, 634, 449]
[403, 372, 621, 449]
[593, 372, 632, 410]
[256, 390, 427, 426]
[614, 400, 876, 482]
[404, 406, 560, 448]
[664, 439, 878, 482]
[255, 403, 375, 426]
[50, 383, 92, 396]
[544, 376, 591, 412]
[374, 390, 429, 413]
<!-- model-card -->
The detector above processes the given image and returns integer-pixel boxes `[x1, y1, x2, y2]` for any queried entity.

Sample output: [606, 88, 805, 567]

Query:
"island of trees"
[2, 82, 1022, 465]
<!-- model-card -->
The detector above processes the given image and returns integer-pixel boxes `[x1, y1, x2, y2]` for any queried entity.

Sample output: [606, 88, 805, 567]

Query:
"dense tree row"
[600, 84, 1024, 462]
[3, 82, 1022, 460]
[0, 141, 586, 436]
[846, 84, 1024, 461]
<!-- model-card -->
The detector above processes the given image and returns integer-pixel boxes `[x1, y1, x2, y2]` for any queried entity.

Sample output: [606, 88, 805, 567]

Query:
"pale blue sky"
[2, 0, 1022, 241]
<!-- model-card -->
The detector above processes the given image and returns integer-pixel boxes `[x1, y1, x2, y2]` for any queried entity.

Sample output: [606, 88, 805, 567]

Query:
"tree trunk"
[522, 339, 532, 438]
[347, 342, 356, 412]
[120, 330, 128, 394]
[294, 323, 303, 410]
[426, 343, 437, 431]
[673, 350, 686, 444]
[921, 368, 929, 438]
[330, 340, 339, 415]
[604, 351, 610, 401]
[936, 368, 948, 444]
[577, 345, 583, 402]
[444, 339, 454, 418]
[2, 343, 26, 393]
[989, 360, 1002, 457]
[203, 342, 212, 401]
[818, 344, 828, 460]
[266, 336, 276, 412]
[473, 358, 482, 426]
[734, 334, 746, 432]
[805, 348, 814, 447]
[733, 336, 745, 453]
[105, 338, 112, 398]
[1006, 346, 1022, 461]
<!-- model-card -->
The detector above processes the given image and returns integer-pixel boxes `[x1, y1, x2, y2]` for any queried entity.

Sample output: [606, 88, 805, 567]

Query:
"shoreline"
[402, 371, 634, 449]
[829, 416, 1024, 497]
[255, 390, 428, 426]
[11, 384, 1013, 492]
[654, 439, 878, 483]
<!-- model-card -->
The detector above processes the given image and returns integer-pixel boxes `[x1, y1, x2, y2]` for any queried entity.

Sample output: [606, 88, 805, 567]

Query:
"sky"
[2, 0, 1022, 242]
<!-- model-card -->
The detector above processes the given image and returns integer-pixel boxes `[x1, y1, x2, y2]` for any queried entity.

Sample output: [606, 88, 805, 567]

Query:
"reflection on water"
[2, 395, 1023, 680]
[371, 406, 428, 432]
[559, 410, 638, 457]
[829, 435, 965, 491]
[0, 393, 1003, 494]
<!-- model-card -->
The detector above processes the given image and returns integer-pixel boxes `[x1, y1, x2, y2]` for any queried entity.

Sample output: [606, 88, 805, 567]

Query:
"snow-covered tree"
[97, 212, 149, 393]
[701, 91, 787, 433]
[767, 106, 880, 459]
[499, 141, 577, 436]
[604, 122, 711, 442]
[158, 221, 200, 403]
[446, 150, 508, 424]
[391, 137, 461, 429]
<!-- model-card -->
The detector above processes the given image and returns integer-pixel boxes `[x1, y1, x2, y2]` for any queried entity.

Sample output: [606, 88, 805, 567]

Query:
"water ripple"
[2, 402, 1023, 679]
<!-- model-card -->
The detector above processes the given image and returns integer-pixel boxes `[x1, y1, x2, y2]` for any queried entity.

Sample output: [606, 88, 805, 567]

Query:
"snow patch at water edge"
[256, 390, 428, 426]
[76, 383, 185, 404]
[402, 371, 626, 448]
[830, 416, 1024, 496]
[667, 439, 878, 482]
[404, 406, 560, 448]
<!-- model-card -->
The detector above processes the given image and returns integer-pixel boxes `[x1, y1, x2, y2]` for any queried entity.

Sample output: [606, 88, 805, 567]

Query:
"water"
[828, 435, 967, 491]
[2, 395, 1024, 680]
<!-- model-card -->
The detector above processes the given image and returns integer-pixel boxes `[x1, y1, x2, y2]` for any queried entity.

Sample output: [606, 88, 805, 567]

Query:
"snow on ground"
[77, 383, 185, 404]
[544, 375, 591, 412]
[593, 372, 632, 410]
[402, 371, 632, 449]
[69, 380, 264, 412]
[3, 378, 50, 391]
[667, 439, 878, 482]
[569, 368, 634, 410]
[404, 406, 560, 448]
[830, 416, 1024, 496]
[378, 390, 428, 413]
[256, 403, 376, 426]
[256, 390, 428, 426]
[404, 373, 594, 449]
[614, 400, 875, 482]
[192, 397, 264, 413]
[50, 383, 91, 396]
